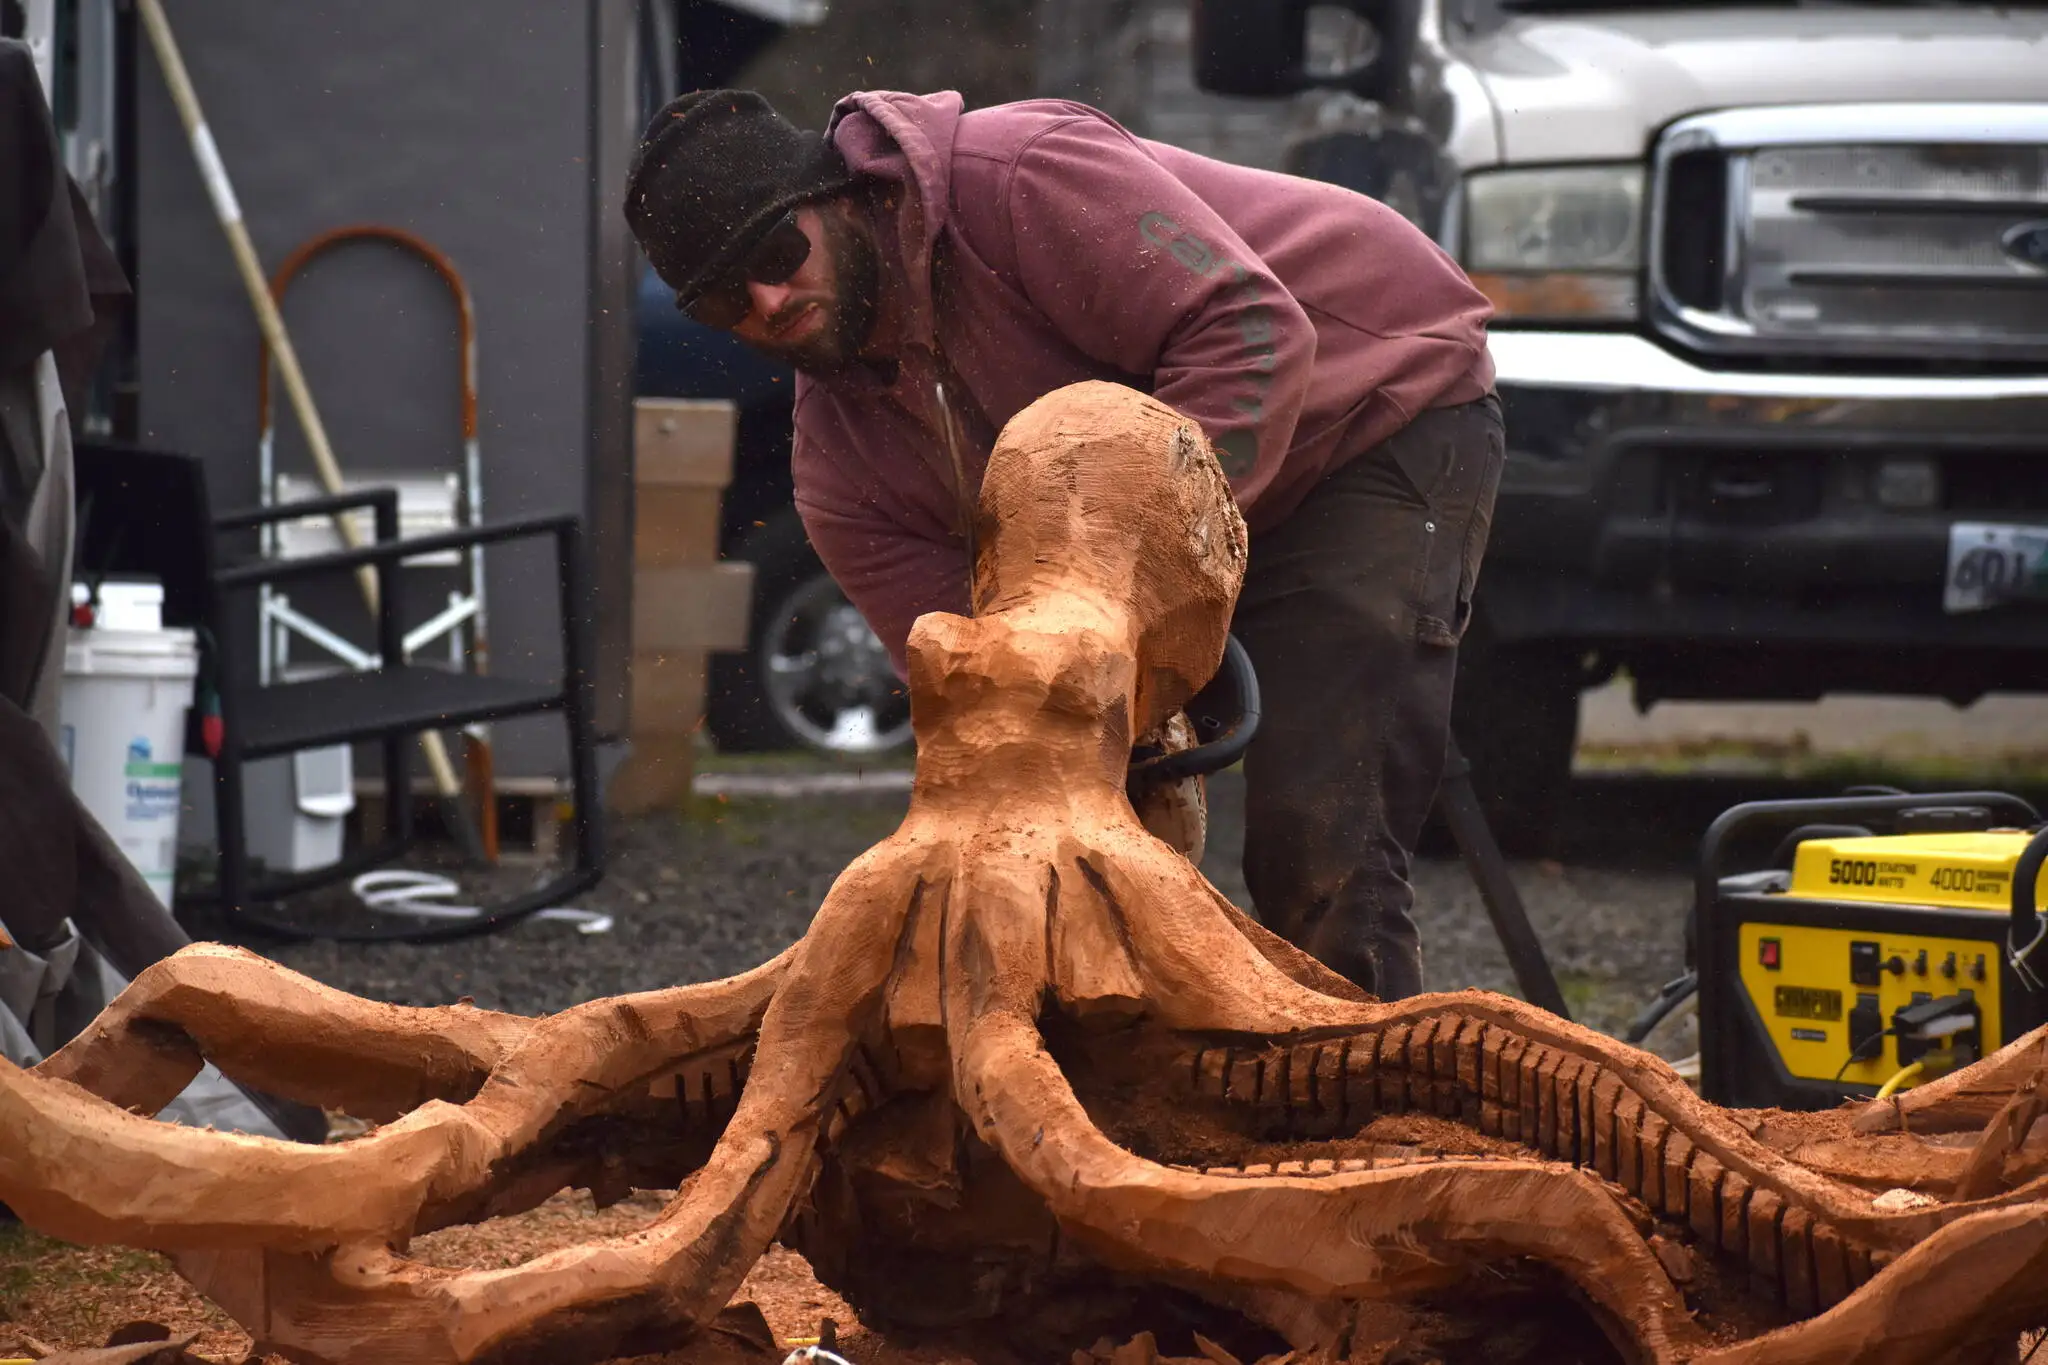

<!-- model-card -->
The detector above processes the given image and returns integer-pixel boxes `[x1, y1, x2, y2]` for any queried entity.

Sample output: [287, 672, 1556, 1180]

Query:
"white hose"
[348, 869, 612, 934]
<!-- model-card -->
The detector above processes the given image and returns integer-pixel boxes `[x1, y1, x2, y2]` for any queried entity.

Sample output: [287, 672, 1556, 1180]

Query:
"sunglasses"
[679, 211, 814, 329]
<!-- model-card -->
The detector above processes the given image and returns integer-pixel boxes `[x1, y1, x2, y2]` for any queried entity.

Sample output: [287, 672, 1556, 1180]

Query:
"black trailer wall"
[134, 0, 636, 781]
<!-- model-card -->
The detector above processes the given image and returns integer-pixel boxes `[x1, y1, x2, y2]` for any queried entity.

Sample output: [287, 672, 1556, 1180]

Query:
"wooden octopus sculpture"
[8, 381, 2048, 1365]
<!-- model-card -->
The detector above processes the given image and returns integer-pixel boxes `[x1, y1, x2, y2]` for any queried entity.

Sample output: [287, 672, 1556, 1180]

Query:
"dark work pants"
[1232, 395, 1505, 1000]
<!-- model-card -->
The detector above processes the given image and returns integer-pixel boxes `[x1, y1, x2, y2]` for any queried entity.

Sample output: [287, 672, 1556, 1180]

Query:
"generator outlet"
[1848, 992, 1885, 1057]
[1891, 992, 1982, 1070]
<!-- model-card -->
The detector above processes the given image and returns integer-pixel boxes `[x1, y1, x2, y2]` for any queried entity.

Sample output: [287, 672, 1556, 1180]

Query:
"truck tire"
[1441, 614, 1583, 858]
[707, 508, 912, 757]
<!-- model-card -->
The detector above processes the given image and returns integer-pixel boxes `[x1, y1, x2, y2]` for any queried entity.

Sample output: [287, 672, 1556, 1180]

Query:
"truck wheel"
[1442, 616, 1583, 858]
[707, 508, 913, 757]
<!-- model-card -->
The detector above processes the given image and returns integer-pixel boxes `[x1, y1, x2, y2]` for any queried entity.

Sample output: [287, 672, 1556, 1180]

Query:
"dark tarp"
[0, 39, 316, 1140]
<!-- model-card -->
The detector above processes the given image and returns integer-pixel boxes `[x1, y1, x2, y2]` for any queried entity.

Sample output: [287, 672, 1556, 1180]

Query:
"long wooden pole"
[137, 0, 483, 860]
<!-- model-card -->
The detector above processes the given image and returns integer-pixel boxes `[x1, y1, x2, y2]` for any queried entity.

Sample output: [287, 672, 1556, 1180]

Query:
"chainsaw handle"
[1127, 633, 1261, 788]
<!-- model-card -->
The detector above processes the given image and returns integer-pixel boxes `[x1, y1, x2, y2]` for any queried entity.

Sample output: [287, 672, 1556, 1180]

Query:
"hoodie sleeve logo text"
[1138, 211, 1276, 478]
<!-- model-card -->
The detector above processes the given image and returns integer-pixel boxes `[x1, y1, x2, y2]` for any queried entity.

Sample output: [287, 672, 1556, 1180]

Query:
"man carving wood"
[624, 89, 1502, 999]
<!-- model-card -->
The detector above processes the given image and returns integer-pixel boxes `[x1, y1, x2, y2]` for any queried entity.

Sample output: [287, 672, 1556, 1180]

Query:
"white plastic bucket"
[59, 626, 200, 906]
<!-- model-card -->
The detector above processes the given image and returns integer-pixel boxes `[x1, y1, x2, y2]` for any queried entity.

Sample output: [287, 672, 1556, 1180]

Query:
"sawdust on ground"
[0, 1192, 1021, 1365]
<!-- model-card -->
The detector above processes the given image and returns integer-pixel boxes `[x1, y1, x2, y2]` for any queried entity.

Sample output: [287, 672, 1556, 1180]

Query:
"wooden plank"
[634, 398, 736, 487]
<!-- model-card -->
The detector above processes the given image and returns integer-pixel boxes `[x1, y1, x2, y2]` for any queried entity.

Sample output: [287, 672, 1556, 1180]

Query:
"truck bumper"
[1482, 330, 2048, 661]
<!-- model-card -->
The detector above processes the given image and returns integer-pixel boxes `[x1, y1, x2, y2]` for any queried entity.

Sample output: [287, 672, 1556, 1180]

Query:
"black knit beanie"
[625, 90, 858, 305]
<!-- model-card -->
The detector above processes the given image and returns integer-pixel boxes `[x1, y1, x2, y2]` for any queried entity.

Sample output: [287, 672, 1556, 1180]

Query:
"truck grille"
[1649, 105, 2048, 363]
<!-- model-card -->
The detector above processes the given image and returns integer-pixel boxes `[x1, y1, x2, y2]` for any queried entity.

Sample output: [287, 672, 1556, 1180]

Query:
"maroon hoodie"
[792, 91, 1494, 677]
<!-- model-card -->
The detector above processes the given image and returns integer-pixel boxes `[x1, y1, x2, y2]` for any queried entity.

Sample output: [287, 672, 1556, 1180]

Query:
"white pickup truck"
[1043, 0, 2048, 848]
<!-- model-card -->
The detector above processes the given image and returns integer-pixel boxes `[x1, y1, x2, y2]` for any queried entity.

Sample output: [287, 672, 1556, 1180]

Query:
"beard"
[753, 207, 880, 378]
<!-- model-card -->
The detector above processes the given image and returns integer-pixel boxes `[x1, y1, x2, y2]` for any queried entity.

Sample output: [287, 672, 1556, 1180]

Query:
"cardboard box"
[631, 560, 755, 654]
[614, 397, 743, 814]
[628, 649, 709, 735]
[634, 485, 724, 568]
[613, 649, 709, 815]
[635, 399, 736, 488]
[606, 733, 699, 816]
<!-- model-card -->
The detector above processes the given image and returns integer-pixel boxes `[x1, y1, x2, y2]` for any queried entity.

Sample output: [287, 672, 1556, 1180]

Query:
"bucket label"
[124, 736, 183, 823]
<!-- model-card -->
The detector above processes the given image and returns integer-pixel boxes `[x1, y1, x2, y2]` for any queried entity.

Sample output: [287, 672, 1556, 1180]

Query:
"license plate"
[1944, 522, 2048, 613]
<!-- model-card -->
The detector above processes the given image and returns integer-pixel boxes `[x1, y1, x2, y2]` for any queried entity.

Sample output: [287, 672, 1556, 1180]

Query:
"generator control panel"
[1737, 922, 1993, 1087]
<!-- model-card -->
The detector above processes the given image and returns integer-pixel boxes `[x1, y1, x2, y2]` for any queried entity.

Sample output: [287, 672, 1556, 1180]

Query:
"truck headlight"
[1463, 165, 1643, 322]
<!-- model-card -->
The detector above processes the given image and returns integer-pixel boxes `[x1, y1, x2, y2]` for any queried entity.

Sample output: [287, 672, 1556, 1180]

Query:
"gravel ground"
[1198, 769, 1695, 1038]
[179, 782, 907, 1014]
[177, 762, 1741, 1047]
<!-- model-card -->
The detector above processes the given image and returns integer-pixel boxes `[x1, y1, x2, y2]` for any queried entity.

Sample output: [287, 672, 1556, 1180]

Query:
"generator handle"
[1767, 824, 1874, 870]
[1696, 792, 2042, 930]
[2007, 827, 2048, 988]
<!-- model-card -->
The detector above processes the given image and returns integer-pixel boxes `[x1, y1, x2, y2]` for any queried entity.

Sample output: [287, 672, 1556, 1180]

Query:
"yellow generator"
[1696, 791, 2048, 1110]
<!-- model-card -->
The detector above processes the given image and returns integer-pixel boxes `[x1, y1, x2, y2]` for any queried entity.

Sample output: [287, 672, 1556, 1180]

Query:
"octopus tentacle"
[177, 853, 935, 1365]
[1070, 835, 1956, 1275]
[955, 1003, 1706, 1363]
[1078, 831, 1374, 1033]
[0, 1058, 485, 1250]
[1951, 1058, 2048, 1201]
[944, 868, 1700, 1362]
[38, 943, 533, 1121]
[1187, 1000, 2004, 1239]
[1195, 877, 1373, 1004]
[1156, 1008, 2048, 1336]
[0, 952, 789, 1251]
[1696, 1204, 2048, 1365]
[414, 948, 790, 1167]
[1057, 751, 1975, 1273]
